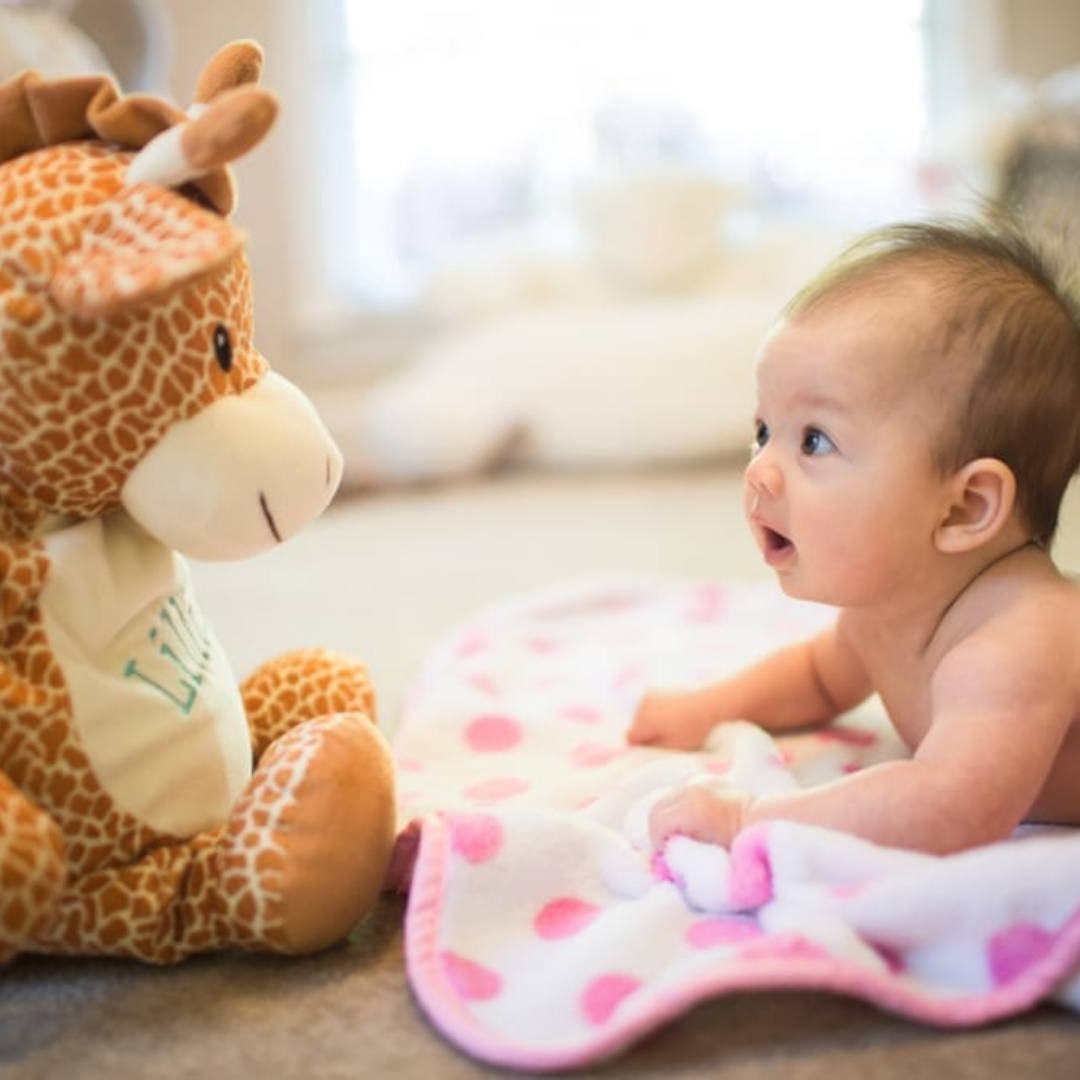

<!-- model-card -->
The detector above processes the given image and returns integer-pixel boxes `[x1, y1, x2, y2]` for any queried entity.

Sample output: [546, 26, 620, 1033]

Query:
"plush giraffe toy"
[0, 41, 397, 964]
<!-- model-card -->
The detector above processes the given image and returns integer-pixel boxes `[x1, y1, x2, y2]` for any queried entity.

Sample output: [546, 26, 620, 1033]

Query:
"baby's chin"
[776, 575, 813, 601]
[772, 568, 842, 606]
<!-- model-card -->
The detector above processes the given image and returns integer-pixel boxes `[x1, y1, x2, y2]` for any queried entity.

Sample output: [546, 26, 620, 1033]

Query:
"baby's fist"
[648, 782, 753, 851]
[627, 690, 713, 749]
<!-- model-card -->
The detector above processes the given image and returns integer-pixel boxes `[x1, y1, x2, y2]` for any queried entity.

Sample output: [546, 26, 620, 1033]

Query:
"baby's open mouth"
[763, 526, 793, 556]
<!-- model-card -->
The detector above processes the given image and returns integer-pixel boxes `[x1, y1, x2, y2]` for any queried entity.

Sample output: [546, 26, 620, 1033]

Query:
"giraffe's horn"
[125, 84, 278, 189]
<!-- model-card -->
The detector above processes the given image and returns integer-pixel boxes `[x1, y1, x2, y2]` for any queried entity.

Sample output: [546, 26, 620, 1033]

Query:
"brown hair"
[785, 218, 1080, 544]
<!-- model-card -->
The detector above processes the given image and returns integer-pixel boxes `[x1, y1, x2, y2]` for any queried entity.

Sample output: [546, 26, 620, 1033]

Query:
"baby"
[628, 219, 1080, 855]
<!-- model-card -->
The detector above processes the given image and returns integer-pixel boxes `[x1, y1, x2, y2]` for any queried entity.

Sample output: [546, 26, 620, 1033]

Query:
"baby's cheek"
[807, 517, 891, 603]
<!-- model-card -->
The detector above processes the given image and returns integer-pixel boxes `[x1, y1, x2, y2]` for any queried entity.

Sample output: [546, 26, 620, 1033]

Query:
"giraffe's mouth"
[122, 374, 342, 562]
[259, 491, 283, 543]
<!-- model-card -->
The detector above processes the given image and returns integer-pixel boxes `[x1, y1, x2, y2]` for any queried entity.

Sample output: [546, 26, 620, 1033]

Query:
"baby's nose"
[745, 455, 783, 498]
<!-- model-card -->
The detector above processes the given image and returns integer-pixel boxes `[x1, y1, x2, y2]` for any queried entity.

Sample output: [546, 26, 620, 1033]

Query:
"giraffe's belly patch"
[39, 513, 252, 836]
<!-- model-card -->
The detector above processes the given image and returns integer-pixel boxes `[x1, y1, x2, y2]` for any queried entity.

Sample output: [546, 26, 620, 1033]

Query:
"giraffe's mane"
[0, 71, 235, 215]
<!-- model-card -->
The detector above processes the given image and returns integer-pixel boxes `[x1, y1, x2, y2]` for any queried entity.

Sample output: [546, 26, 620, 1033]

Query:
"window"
[320, 0, 930, 307]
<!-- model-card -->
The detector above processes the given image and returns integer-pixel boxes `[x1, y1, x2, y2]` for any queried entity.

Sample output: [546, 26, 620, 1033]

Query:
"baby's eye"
[751, 419, 770, 454]
[801, 427, 836, 456]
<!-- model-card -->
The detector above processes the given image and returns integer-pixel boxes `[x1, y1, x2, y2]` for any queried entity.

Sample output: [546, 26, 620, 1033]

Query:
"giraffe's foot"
[220, 712, 396, 954]
[0, 782, 65, 962]
[20, 715, 394, 963]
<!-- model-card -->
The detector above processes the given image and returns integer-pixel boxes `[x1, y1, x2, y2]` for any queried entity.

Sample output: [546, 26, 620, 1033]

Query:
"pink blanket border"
[404, 814, 1080, 1072]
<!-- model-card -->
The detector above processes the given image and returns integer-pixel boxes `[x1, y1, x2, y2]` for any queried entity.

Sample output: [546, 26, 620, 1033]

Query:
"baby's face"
[744, 294, 952, 607]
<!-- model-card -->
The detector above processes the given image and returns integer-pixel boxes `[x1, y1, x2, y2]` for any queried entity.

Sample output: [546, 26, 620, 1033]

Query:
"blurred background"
[5, 0, 1077, 488]
[2, 0, 1079, 707]
[5, 13, 1079, 1069]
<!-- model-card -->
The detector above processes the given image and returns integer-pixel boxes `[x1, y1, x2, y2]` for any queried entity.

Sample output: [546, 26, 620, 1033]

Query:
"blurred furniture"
[346, 169, 852, 488]
[995, 64, 1080, 259]
[0, 0, 167, 88]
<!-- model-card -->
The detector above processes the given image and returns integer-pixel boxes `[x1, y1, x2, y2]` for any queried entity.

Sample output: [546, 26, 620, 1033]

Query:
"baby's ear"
[934, 457, 1017, 554]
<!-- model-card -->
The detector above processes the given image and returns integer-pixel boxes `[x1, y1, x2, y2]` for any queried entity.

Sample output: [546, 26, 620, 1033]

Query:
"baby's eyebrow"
[793, 389, 847, 412]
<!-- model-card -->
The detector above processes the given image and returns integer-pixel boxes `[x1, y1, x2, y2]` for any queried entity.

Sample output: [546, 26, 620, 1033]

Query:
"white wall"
[999, 0, 1080, 80]
[153, 0, 1080, 387]
[160, 0, 324, 382]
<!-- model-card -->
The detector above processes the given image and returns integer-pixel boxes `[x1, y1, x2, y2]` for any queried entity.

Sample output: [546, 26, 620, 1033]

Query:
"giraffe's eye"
[212, 324, 233, 373]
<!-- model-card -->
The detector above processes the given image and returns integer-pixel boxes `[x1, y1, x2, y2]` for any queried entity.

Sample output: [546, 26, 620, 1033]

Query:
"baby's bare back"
[1031, 728, 1080, 823]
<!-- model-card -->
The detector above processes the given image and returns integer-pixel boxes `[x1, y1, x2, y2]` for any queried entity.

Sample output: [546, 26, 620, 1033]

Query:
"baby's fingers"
[627, 694, 702, 749]
[648, 784, 751, 850]
[626, 694, 666, 745]
[626, 712, 659, 745]
[648, 790, 692, 848]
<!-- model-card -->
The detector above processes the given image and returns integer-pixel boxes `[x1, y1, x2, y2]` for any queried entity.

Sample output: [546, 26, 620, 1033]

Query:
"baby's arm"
[650, 621, 1074, 854]
[628, 616, 871, 749]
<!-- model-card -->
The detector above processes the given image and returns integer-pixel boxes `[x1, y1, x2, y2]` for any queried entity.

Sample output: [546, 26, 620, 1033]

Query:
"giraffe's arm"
[240, 647, 376, 762]
[0, 770, 65, 963]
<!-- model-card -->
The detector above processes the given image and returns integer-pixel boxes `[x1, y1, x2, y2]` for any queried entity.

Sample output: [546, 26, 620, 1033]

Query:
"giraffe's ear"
[49, 184, 245, 317]
[194, 39, 265, 103]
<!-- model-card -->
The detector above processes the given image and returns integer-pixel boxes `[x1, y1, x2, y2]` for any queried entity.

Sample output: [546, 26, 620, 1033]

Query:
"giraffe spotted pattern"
[0, 142, 264, 534]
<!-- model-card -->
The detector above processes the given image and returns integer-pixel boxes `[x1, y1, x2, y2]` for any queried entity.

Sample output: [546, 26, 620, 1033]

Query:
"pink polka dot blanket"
[391, 581, 1080, 1071]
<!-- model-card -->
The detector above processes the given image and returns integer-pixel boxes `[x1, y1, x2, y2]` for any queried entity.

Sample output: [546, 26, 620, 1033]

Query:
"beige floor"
[191, 462, 1080, 733]
[5, 463, 1080, 1078]
[189, 462, 764, 726]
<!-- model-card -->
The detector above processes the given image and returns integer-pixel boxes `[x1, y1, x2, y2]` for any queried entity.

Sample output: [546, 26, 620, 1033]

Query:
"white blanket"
[392, 581, 1080, 1071]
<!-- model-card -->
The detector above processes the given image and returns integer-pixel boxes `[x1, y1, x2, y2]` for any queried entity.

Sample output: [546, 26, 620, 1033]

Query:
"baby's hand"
[648, 782, 754, 851]
[627, 690, 715, 749]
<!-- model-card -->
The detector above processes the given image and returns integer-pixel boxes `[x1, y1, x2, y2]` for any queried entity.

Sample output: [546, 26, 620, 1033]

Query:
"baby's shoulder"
[1009, 563, 1080, 623]
[946, 561, 1078, 672]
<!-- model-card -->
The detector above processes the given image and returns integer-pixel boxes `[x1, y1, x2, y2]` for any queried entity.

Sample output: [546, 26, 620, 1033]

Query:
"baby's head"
[780, 219, 1080, 546]
[746, 218, 1080, 607]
